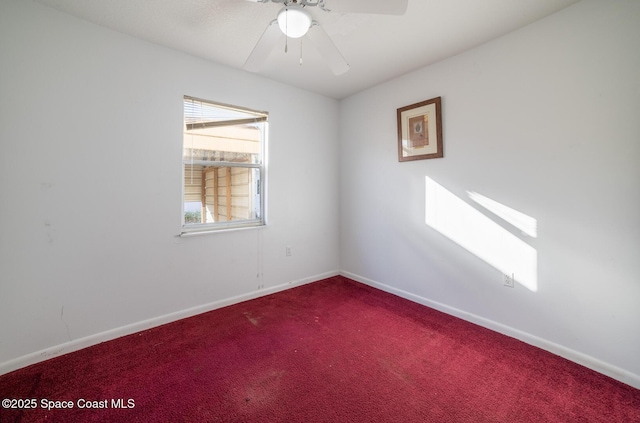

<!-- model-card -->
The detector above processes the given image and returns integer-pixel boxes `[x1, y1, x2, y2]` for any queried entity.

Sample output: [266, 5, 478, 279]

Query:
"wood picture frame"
[397, 96, 443, 162]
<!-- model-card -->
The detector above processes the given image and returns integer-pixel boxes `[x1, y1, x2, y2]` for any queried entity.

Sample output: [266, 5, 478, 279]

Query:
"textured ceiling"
[34, 0, 579, 99]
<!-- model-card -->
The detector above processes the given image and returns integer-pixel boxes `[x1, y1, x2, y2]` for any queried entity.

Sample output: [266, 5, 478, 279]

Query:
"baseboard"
[341, 270, 640, 390]
[0, 270, 339, 377]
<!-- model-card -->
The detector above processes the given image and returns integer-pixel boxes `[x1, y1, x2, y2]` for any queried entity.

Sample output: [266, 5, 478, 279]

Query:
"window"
[182, 96, 267, 234]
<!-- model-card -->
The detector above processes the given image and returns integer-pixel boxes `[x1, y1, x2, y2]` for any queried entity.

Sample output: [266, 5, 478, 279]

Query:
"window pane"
[184, 165, 260, 225]
[183, 96, 266, 232]
[184, 98, 265, 165]
[183, 124, 262, 164]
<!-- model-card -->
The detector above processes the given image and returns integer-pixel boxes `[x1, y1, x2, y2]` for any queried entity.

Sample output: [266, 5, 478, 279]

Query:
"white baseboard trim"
[341, 270, 640, 390]
[0, 270, 339, 377]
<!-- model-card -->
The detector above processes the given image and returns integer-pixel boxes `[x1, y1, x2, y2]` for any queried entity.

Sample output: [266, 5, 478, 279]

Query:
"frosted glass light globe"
[277, 5, 311, 38]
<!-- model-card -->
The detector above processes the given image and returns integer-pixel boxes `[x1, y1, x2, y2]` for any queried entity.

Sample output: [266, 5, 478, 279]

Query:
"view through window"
[182, 96, 267, 233]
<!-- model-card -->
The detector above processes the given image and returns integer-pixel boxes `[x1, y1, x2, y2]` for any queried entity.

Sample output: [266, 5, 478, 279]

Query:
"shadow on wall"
[424, 176, 538, 291]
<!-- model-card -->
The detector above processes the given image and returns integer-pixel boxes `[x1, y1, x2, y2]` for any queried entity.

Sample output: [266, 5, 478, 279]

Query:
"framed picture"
[397, 97, 443, 162]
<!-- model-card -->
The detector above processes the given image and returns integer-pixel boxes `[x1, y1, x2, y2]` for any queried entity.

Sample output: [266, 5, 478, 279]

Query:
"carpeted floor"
[1, 276, 639, 422]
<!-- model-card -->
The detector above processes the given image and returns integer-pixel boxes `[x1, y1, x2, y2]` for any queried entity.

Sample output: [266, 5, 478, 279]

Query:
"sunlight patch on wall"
[468, 191, 537, 238]
[425, 177, 538, 291]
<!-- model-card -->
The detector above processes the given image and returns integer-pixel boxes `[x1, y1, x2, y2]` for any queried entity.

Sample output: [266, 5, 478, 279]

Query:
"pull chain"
[299, 38, 303, 66]
[284, 8, 288, 53]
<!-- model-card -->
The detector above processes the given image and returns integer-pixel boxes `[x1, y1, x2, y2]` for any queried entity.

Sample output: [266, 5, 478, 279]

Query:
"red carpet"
[1, 276, 639, 422]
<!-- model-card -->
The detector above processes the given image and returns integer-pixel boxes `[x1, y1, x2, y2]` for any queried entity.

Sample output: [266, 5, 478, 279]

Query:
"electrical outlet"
[504, 273, 515, 288]
[286, 245, 292, 256]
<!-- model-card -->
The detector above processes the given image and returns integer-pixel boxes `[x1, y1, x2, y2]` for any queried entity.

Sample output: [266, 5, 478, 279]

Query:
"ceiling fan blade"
[243, 20, 283, 72]
[324, 0, 408, 15]
[306, 23, 349, 75]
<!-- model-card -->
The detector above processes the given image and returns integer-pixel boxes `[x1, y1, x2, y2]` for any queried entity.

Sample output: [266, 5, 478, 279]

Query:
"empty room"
[1, 0, 639, 421]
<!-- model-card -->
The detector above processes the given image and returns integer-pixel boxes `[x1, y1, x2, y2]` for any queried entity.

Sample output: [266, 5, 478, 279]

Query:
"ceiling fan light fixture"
[277, 5, 311, 38]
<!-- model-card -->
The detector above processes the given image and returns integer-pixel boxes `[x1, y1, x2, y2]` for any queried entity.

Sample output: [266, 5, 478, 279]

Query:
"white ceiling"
[34, 0, 579, 99]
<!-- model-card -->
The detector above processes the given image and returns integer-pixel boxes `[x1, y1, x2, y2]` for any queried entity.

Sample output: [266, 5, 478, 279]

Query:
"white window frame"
[181, 96, 267, 235]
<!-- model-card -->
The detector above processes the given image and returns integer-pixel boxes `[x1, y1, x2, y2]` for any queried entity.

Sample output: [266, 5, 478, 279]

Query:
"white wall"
[339, 0, 640, 387]
[0, 0, 339, 371]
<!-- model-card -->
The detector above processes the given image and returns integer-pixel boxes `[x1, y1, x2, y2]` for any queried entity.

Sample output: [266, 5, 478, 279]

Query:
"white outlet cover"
[504, 273, 515, 288]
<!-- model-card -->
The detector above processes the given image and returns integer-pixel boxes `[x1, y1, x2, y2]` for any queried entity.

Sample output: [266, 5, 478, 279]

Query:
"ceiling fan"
[243, 0, 408, 75]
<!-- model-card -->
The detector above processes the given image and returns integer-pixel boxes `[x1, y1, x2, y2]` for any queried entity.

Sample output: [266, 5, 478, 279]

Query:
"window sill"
[179, 222, 266, 237]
